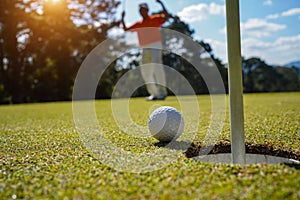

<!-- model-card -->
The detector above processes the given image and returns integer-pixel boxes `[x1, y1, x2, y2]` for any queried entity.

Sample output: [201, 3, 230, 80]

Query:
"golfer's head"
[139, 3, 149, 18]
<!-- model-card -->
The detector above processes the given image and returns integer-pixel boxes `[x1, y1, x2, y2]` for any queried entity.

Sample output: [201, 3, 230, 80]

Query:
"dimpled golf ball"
[148, 106, 184, 142]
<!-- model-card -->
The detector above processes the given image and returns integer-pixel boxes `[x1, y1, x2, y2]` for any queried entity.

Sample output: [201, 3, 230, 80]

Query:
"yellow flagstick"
[226, 0, 246, 164]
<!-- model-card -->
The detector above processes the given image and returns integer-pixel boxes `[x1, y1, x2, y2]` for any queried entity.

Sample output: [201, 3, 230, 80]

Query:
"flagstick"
[226, 0, 246, 164]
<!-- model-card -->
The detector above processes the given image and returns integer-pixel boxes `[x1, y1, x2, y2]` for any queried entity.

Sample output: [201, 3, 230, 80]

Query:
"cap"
[139, 3, 149, 10]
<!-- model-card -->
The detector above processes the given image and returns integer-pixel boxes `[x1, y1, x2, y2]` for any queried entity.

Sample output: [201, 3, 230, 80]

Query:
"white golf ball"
[148, 106, 184, 142]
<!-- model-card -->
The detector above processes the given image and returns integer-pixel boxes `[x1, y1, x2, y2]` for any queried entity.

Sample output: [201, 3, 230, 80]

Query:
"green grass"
[1, 92, 299, 199]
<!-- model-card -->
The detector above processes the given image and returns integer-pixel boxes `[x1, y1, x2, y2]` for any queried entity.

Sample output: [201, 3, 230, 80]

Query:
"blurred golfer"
[121, 0, 169, 100]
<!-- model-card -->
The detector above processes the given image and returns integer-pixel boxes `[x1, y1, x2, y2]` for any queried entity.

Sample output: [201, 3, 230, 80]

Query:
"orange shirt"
[129, 14, 166, 46]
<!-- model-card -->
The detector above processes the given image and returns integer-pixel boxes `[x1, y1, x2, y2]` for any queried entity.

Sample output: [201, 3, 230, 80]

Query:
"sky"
[116, 0, 300, 65]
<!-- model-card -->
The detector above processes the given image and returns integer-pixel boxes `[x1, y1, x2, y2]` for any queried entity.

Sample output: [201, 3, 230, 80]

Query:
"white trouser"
[141, 42, 167, 97]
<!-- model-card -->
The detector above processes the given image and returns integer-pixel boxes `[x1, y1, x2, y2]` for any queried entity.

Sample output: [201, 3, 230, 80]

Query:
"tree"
[274, 66, 300, 91]
[242, 57, 263, 92]
[242, 57, 300, 92]
[0, 0, 121, 103]
[0, 0, 29, 103]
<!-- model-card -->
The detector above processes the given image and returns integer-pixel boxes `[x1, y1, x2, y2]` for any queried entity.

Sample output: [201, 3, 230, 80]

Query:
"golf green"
[1, 92, 299, 199]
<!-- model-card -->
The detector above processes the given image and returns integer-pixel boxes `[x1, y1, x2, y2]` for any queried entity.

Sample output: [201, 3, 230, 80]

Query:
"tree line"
[0, 0, 299, 104]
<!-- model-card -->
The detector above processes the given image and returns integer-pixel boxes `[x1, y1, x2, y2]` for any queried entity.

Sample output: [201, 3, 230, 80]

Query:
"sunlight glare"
[48, 0, 61, 3]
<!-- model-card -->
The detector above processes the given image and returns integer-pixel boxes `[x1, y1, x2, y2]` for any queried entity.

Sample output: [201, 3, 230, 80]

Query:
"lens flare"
[47, 0, 61, 3]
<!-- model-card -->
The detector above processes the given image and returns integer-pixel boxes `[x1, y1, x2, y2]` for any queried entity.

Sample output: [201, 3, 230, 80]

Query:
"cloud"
[195, 34, 300, 65]
[281, 8, 300, 17]
[271, 34, 300, 51]
[263, 0, 272, 6]
[204, 38, 227, 62]
[177, 3, 224, 23]
[240, 18, 286, 38]
[241, 34, 300, 64]
[219, 18, 286, 37]
[266, 13, 280, 19]
[266, 7, 300, 20]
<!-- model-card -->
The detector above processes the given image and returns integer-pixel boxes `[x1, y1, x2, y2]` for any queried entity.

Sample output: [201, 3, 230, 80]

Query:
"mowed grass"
[0, 92, 299, 199]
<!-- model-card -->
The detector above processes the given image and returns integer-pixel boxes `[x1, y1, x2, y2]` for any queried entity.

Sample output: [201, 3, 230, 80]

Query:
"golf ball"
[148, 106, 184, 142]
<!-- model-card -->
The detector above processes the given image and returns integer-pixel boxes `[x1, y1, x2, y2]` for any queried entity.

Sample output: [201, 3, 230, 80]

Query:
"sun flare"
[47, 0, 61, 3]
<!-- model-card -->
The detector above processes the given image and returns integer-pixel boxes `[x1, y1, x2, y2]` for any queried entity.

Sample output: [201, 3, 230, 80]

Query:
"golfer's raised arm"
[156, 0, 169, 20]
[121, 11, 129, 31]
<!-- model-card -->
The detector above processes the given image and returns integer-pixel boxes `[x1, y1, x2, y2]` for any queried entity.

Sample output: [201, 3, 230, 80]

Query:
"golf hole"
[186, 142, 300, 165]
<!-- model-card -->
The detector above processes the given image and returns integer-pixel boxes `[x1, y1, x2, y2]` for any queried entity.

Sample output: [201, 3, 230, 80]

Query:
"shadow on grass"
[284, 163, 300, 169]
[154, 140, 192, 151]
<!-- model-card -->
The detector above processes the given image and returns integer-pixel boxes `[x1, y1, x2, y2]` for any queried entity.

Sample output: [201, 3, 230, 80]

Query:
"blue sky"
[116, 0, 300, 65]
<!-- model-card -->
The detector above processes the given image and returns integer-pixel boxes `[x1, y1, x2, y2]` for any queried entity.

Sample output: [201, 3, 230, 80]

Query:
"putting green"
[0, 92, 299, 199]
